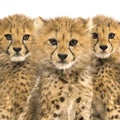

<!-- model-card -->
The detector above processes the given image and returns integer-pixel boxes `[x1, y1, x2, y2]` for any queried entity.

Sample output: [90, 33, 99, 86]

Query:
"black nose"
[99, 45, 108, 51]
[13, 47, 22, 53]
[58, 54, 68, 61]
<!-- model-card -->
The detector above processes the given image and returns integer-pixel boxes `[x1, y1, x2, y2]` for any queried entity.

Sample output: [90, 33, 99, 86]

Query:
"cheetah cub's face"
[0, 14, 34, 62]
[35, 17, 93, 69]
[92, 15, 120, 58]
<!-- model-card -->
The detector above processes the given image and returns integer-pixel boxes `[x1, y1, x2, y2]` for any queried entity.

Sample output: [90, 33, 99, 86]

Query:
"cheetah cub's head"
[92, 15, 120, 59]
[0, 14, 34, 62]
[34, 17, 93, 70]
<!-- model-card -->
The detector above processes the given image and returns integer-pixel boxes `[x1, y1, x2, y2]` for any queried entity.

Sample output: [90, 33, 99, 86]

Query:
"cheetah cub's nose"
[58, 54, 68, 61]
[13, 47, 22, 53]
[99, 45, 108, 51]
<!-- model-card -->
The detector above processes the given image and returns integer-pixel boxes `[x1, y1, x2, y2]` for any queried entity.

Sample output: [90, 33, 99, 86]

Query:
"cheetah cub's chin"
[11, 52, 31, 62]
[94, 52, 111, 59]
[53, 61, 75, 69]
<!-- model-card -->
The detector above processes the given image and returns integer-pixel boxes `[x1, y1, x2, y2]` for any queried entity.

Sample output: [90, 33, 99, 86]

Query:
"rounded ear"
[75, 17, 95, 32]
[34, 16, 46, 30]
[86, 18, 96, 32]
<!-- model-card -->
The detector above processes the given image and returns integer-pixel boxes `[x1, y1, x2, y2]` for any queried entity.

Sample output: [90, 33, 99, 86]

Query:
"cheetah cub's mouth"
[94, 51, 111, 59]
[11, 53, 31, 62]
[54, 60, 75, 70]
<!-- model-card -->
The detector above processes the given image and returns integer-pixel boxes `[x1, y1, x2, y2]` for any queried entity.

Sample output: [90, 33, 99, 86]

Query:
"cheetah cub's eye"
[69, 39, 78, 46]
[4, 34, 12, 40]
[92, 32, 98, 39]
[108, 33, 115, 39]
[23, 34, 30, 40]
[49, 38, 57, 45]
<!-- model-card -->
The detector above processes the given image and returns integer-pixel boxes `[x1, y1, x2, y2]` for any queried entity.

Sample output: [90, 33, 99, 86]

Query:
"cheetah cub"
[90, 15, 120, 120]
[18, 16, 94, 120]
[0, 14, 40, 120]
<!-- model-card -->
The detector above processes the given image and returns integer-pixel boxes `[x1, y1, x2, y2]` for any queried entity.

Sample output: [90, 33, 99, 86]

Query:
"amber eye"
[23, 34, 30, 40]
[49, 38, 57, 45]
[92, 33, 98, 39]
[69, 39, 78, 46]
[4, 34, 12, 40]
[108, 33, 115, 39]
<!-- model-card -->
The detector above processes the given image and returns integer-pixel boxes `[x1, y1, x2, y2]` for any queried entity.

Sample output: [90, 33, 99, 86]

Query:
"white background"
[0, 0, 120, 20]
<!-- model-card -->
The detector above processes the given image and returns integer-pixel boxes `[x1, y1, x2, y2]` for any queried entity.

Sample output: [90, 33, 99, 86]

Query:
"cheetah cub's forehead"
[34, 16, 93, 34]
[93, 15, 120, 29]
[0, 14, 35, 62]
[0, 14, 33, 33]
[34, 17, 93, 70]
[91, 15, 120, 59]
[92, 15, 120, 37]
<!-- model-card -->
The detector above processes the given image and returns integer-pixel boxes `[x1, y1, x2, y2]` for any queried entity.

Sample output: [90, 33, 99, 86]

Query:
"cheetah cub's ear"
[34, 17, 46, 30]
[75, 17, 95, 32]
[86, 18, 95, 31]
[87, 18, 96, 32]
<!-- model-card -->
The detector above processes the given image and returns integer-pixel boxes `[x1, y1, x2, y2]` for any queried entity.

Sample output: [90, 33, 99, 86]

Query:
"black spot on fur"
[53, 113, 58, 117]
[60, 97, 65, 102]
[76, 97, 81, 103]
[51, 100, 55, 104]
[108, 22, 110, 27]
[59, 77, 68, 83]
[55, 104, 60, 109]
[79, 117, 84, 120]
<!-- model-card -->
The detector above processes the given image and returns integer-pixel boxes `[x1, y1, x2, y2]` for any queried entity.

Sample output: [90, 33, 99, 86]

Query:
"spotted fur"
[18, 16, 94, 120]
[90, 15, 120, 120]
[0, 14, 40, 120]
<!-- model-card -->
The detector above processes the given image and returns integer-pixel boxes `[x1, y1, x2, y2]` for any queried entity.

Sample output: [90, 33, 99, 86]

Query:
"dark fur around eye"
[49, 38, 57, 45]
[4, 34, 12, 40]
[108, 33, 115, 39]
[23, 34, 30, 40]
[69, 39, 78, 46]
[92, 33, 98, 39]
